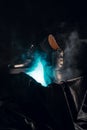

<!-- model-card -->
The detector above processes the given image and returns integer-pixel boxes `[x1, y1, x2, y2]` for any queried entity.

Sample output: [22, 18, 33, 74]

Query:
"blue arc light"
[26, 57, 47, 86]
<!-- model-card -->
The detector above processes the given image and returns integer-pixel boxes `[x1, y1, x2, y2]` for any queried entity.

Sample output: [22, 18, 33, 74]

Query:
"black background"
[0, 0, 87, 44]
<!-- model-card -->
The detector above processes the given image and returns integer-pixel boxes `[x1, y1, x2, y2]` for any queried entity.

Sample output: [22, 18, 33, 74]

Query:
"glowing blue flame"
[25, 51, 53, 86]
[26, 57, 47, 86]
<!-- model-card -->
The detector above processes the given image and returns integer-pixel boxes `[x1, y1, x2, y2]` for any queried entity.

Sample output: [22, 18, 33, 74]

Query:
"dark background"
[0, 0, 87, 45]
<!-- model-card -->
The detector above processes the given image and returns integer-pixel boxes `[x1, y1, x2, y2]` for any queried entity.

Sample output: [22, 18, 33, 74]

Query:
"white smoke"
[62, 31, 82, 80]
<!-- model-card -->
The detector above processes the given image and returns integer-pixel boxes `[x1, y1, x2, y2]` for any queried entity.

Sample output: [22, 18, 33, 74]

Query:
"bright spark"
[26, 58, 47, 86]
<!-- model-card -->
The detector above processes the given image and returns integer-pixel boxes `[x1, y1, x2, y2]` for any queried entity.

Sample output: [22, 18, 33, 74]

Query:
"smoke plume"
[62, 31, 82, 80]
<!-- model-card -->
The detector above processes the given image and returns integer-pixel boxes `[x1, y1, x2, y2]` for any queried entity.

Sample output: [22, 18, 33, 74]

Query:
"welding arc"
[48, 34, 60, 50]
